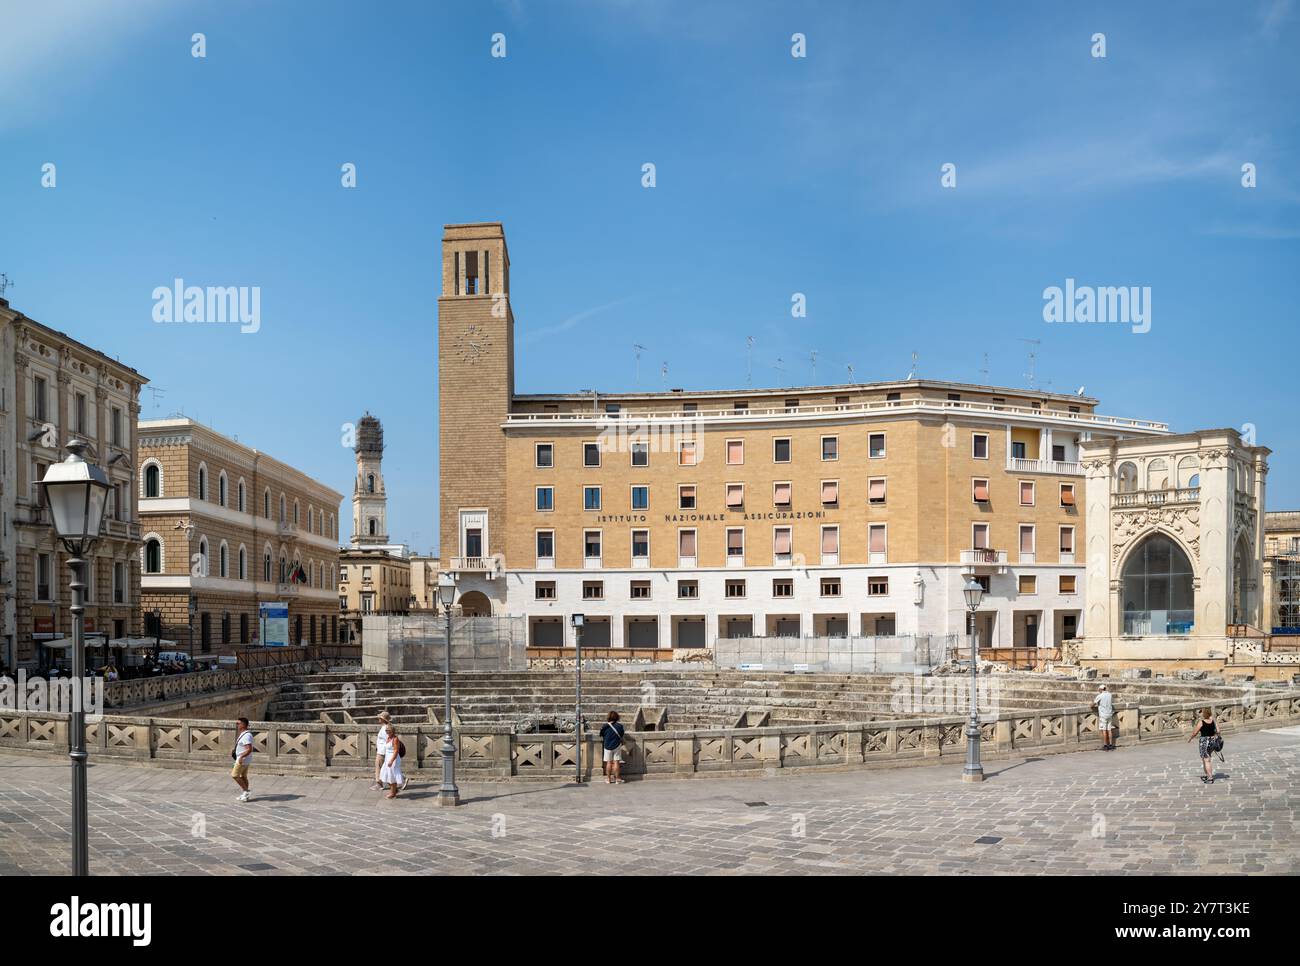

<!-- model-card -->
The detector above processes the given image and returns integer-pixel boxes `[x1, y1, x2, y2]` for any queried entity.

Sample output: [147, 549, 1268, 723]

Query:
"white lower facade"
[465, 563, 1087, 650]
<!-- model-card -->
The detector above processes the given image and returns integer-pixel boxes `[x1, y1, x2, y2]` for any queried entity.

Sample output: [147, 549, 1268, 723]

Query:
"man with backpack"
[600, 711, 626, 784]
[231, 716, 254, 802]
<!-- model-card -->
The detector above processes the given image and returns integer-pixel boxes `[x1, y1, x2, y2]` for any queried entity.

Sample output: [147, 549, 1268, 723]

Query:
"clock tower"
[437, 223, 513, 598]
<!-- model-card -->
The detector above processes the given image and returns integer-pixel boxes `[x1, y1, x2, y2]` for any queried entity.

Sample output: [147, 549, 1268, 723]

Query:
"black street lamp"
[962, 576, 986, 783]
[37, 439, 110, 876]
[435, 572, 460, 806]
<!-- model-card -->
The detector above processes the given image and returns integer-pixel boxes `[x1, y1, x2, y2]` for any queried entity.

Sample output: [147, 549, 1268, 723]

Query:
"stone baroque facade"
[437, 223, 1174, 650]
[1, 298, 147, 670]
[1079, 429, 1270, 668]
[137, 418, 342, 656]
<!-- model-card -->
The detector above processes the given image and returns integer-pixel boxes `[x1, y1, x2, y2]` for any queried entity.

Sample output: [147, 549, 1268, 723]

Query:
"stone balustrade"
[101, 661, 334, 709]
[3, 689, 1297, 780]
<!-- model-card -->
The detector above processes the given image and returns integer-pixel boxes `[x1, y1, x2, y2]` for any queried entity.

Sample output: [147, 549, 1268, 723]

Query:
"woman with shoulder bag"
[1186, 708, 1222, 784]
[382, 723, 406, 799]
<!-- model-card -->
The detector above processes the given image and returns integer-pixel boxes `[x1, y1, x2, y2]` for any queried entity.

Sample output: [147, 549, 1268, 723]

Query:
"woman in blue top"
[600, 711, 626, 784]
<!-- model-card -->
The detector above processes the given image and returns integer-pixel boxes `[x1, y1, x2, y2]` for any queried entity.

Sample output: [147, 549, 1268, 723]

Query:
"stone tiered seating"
[264, 670, 1253, 731]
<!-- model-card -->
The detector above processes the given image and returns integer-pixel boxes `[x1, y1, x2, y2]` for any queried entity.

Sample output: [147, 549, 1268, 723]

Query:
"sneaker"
[237, 791, 250, 802]
[369, 782, 383, 791]
[400, 776, 410, 791]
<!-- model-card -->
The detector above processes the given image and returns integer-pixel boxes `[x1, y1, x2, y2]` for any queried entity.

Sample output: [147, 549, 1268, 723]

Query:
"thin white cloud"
[524, 295, 636, 343]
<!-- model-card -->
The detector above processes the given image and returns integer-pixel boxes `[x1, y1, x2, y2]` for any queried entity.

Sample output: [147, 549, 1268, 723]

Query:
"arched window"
[198, 538, 209, 576]
[197, 464, 208, 501]
[1122, 534, 1194, 636]
[308, 507, 315, 533]
[1117, 462, 1138, 493]
[279, 494, 286, 523]
[238, 480, 246, 512]
[293, 500, 300, 525]
[218, 472, 228, 507]
[219, 542, 228, 578]
[1146, 458, 1168, 491]
[145, 538, 162, 574]
[263, 550, 272, 582]
[264, 489, 271, 519]
[367, 474, 375, 494]
[144, 463, 161, 499]
[238, 546, 247, 580]
[1188, 473, 1200, 489]
[1176, 456, 1199, 490]
[279, 555, 287, 583]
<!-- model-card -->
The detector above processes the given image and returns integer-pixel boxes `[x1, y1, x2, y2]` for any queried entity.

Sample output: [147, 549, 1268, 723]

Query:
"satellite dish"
[1076, 385, 1086, 396]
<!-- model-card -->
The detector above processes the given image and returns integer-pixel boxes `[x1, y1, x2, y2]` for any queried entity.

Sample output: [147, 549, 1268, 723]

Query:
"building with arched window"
[1077, 429, 1280, 674]
[137, 417, 343, 656]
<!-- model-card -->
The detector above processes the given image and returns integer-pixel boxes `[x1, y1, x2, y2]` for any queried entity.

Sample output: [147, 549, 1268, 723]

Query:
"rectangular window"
[869, 433, 886, 458]
[868, 477, 886, 504]
[1060, 526, 1075, 553]
[37, 553, 51, 600]
[1059, 575, 1077, 594]
[583, 486, 602, 511]
[677, 580, 698, 599]
[820, 577, 841, 597]
[773, 527, 792, 556]
[821, 525, 839, 555]
[678, 484, 696, 510]
[111, 407, 123, 446]
[772, 578, 793, 597]
[868, 576, 889, 596]
[973, 478, 990, 503]
[536, 486, 554, 511]
[113, 562, 126, 603]
[631, 441, 648, 466]
[678, 440, 697, 466]
[630, 581, 651, 599]
[784, 398, 799, 412]
[1018, 574, 1037, 595]
[773, 438, 791, 463]
[582, 581, 604, 600]
[773, 481, 791, 507]
[726, 483, 744, 508]
[1019, 481, 1035, 506]
[1052, 444, 1067, 462]
[868, 524, 887, 556]
[1012, 441, 1027, 460]
[583, 442, 601, 467]
[74, 392, 86, 433]
[536, 531, 555, 558]
[725, 579, 746, 599]
[1060, 483, 1076, 508]
[33, 376, 47, 421]
[821, 480, 839, 506]
[972, 523, 990, 549]
[584, 530, 602, 559]
[535, 443, 553, 468]
[972, 433, 989, 459]
[821, 436, 838, 461]
[632, 529, 650, 558]
[886, 392, 901, 402]
[535, 581, 556, 600]
[631, 485, 649, 510]
[726, 439, 743, 465]
[1019, 524, 1035, 555]
[734, 400, 749, 412]
[678, 529, 697, 558]
[726, 527, 744, 557]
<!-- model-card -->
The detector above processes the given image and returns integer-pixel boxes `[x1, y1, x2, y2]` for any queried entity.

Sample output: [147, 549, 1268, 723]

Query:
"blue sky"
[2, 0, 1298, 551]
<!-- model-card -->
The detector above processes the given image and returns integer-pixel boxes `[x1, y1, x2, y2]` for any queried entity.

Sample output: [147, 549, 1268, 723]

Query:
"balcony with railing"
[959, 549, 1008, 573]
[102, 519, 141, 541]
[449, 556, 501, 575]
[1113, 488, 1199, 509]
[1006, 457, 1083, 476]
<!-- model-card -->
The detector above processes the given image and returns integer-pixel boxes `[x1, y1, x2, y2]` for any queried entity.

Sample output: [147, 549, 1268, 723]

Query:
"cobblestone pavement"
[2, 728, 1298, 875]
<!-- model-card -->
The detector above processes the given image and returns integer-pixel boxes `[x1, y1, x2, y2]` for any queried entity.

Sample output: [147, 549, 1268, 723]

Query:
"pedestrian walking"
[231, 716, 254, 802]
[381, 723, 406, 799]
[1092, 684, 1116, 750]
[600, 711, 626, 784]
[371, 711, 392, 791]
[1186, 708, 1222, 784]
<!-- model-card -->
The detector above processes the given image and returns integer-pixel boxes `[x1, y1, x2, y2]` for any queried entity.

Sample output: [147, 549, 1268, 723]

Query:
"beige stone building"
[338, 548, 412, 642]
[1, 298, 148, 670]
[409, 555, 442, 612]
[1263, 510, 1300, 634]
[137, 418, 342, 656]
[437, 222, 1173, 649]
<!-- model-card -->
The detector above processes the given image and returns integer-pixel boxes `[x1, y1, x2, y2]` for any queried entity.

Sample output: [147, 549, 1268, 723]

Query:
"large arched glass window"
[144, 464, 161, 498]
[145, 538, 162, 574]
[1122, 534, 1194, 636]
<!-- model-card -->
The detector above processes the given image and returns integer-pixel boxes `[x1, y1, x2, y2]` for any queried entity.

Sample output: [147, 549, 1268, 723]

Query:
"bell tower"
[351, 412, 388, 547]
[437, 223, 513, 574]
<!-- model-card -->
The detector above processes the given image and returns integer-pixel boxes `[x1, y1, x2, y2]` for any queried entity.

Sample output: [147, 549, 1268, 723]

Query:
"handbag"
[1209, 734, 1224, 754]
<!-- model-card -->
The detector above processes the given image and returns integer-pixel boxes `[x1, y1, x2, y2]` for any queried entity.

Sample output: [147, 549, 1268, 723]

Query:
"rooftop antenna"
[809, 350, 818, 385]
[147, 385, 166, 414]
[906, 351, 919, 380]
[772, 357, 786, 383]
[745, 336, 754, 387]
[1019, 338, 1041, 389]
[660, 361, 668, 388]
[979, 353, 990, 384]
[0, 274, 12, 298]
[632, 344, 646, 387]
[846, 363, 855, 383]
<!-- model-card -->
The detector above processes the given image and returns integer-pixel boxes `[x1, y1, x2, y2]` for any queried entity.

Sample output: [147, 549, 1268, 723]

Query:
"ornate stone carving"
[1110, 505, 1200, 565]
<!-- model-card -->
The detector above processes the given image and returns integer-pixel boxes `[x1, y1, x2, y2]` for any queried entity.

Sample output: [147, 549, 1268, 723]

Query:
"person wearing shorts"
[599, 711, 626, 784]
[231, 716, 254, 802]
[1187, 708, 1220, 784]
[1092, 685, 1116, 751]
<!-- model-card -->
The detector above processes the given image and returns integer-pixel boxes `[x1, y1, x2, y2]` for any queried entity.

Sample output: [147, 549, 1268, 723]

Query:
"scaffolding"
[1271, 552, 1300, 634]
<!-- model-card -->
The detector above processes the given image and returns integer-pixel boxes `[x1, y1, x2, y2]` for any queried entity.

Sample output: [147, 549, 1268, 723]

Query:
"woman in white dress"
[381, 723, 405, 799]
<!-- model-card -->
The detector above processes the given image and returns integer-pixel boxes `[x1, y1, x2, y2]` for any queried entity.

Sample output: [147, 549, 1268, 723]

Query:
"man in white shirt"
[1092, 685, 1116, 751]
[371, 711, 391, 791]
[232, 716, 254, 802]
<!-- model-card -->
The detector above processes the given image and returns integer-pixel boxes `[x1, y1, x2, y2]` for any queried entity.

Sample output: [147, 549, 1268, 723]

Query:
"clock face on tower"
[455, 324, 491, 365]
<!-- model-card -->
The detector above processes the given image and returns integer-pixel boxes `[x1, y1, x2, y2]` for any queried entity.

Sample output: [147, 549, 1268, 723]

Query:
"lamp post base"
[437, 789, 461, 807]
[961, 770, 985, 783]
